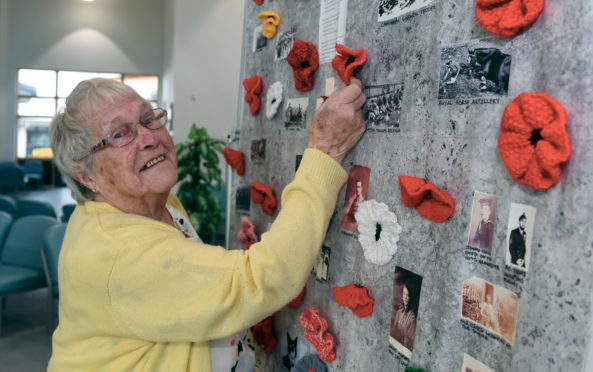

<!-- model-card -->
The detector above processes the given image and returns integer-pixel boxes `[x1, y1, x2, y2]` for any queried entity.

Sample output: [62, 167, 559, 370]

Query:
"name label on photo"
[439, 98, 501, 106]
[388, 345, 410, 366]
[464, 246, 500, 270]
[460, 319, 512, 349]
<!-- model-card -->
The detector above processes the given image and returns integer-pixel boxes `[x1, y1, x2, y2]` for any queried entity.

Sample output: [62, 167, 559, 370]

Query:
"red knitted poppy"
[238, 216, 257, 250]
[498, 92, 570, 190]
[286, 40, 319, 92]
[299, 307, 336, 363]
[243, 75, 263, 115]
[398, 176, 455, 223]
[252, 0, 263, 5]
[475, 0, 544, 37]
[223, 147, 245, 176]
[332, 284, 375, 318]
[250, 182, 277, 216]
[331, 44, 367, 85]
[252, 315, 276, 354]
[287, 288, 306, 308]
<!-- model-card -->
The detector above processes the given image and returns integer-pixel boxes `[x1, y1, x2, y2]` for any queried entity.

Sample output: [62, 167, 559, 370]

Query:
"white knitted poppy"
[355, 199, 402, 265]
[266, 81, 284, 119]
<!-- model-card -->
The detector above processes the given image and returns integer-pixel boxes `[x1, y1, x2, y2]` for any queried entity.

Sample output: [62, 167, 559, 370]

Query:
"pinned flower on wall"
[355, 199, 402, 266]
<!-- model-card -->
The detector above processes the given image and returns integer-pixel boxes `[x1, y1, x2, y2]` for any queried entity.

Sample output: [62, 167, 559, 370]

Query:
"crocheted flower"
[331, 43, 367, 84]
[475, 0, 544, 37]
[238, 216, 257, 250]
[258, 11, 281, 39]
[287, 287, 306, 308]
[223, 147, 245, 176]
[252, 0, 263, 5]
[498, 92, 571, 190]
[398, 176, 455, 223]
[299, 307, 336, 363]
[355, 200, 402, 265]
[287, 40, 319, 92]
[243, 75, 263, 115]
[293, 355, 329, 372]
[332, 284, 375, 317]
[266, 81, 284, 119]
[250, 182, 277, 216]
[252, 315, 277, 355]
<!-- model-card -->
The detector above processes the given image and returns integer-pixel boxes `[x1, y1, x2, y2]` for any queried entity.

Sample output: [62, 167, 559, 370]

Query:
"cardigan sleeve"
[108, 149, 347, 342]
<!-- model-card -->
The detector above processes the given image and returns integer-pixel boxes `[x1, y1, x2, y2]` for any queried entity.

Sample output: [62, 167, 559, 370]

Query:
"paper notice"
[318, 0, 348, 64]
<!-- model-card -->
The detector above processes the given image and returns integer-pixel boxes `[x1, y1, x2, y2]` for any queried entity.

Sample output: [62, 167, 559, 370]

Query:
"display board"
[228, 0, 593, 370]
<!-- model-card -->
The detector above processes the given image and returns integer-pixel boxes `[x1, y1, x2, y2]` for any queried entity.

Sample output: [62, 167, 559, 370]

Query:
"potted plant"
[175, 124, 224, 244]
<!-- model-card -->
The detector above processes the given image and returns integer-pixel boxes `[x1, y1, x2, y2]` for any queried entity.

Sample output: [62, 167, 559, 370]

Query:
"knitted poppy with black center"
[287, 40, 319, 92]
[498, 92, 571, 190]
[243, 75, 263, 115]
[331, 43, 367, 84]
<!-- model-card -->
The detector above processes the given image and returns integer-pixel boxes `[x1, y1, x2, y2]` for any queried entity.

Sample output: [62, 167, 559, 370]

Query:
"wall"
[230, 0, 593, 371]
[0, 0, 165, 161]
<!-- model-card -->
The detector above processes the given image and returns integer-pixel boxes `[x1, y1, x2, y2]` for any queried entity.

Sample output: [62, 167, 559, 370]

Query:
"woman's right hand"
[307, 78, 366, 164]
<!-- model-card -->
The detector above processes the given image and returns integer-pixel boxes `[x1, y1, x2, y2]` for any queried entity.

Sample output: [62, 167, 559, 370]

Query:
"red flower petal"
[238, 216, 257, 250]
[223, 147, 245, 176]
[250, 182, 277, 215]
[299, 308, 335, 363]
[243, 75, 263, 115]
[331, 44, 367, 84]
[287, 40, 319, 92]
[332, 284, 375, 318]
[398, 176, 455, 223]
[287, 288, 306, 308]
[498, 92, 571, 190]
[475, 0, 545, 37]
[252, 315, 276, 354]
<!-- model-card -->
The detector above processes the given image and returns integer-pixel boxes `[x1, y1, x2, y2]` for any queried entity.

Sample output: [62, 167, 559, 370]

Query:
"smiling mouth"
[140, 155, 165, 172]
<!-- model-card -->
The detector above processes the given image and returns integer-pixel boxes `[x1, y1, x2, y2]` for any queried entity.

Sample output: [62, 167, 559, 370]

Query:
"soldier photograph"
[506, 203, 536, 271]
[467, 192, 497, 253]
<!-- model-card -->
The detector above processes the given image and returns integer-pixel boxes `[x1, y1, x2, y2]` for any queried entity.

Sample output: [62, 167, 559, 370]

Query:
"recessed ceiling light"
[82, 0, 95, 2]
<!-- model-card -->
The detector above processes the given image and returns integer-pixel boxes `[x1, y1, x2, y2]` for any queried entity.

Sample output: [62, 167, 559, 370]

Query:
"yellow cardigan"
[48, 149, 347, 372]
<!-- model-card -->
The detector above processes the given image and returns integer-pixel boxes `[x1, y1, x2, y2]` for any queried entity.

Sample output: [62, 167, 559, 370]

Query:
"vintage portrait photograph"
[340, 165, 371, 235]
[505, 203, 537, 271]
[312, 245, 331, 281]
[467, 191, 498, 253]
[275, 26, 296, 61]
[438, 38, 512, 100]
[250, 137, 266, 164]
[460, 353, 494, 372]
[284, 97, 309, 129]
[363, 83, 404, 129]
[461, 277, 520, 345]
[378, 0, 436, 22]
[389, 266, 423, 359]
[235, 185, 251, 213]
[280, 327, 309, 371]
[252, 24, 268, 52]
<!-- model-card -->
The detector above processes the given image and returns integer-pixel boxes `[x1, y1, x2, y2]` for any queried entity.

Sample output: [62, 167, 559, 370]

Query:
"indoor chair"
[61, 204, 76, 223]
[16, 199, 57, 218]
[41, 223, 67, 333]
[0, 212, 13, 257]
[0, 215, 57, 336]
[0, 195, 18, 218]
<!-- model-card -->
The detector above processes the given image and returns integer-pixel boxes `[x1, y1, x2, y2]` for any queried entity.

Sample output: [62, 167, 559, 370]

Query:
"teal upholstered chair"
[0, 212, 13, 258]
[0, 215, 58, 335]
[0, 162, 25, 191]
[0, 195, 18, 218]
[22, 160, 44, 185]
[16, 199, 57, 218]
[61, 204, 76, 223]
[41, 223, 67, 333]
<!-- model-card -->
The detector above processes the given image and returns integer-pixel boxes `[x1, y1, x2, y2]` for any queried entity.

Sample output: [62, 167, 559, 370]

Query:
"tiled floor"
[0, 289, 53, 371]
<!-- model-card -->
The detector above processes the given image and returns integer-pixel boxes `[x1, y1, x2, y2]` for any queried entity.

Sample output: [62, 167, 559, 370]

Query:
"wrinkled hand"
[308, 78, 366, 164]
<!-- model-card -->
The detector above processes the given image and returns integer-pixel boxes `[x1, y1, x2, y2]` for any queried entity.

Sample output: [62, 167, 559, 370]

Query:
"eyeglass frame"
[79, 108, 168, 160]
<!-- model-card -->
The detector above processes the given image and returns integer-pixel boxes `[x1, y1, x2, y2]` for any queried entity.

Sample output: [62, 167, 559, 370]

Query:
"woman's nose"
[135, 123, 159, 149]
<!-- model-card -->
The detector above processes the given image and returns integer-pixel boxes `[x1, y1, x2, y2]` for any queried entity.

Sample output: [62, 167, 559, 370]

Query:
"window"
[17, 69, 159, 159]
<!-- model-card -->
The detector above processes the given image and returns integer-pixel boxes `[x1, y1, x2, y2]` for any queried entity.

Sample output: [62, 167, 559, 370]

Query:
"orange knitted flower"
[332, 284, 375, 318]
[250, 181, 277, 215]
[223, 147, 245, 176]
[299, 307, 336, 363]
[243, 75, 263, 115]
[498, 92, 570, 190]
[475, 0, 545, 37]
[287, 40, 319, 92]
[398, 176, 455, 223]
[331, 44, 367, 84]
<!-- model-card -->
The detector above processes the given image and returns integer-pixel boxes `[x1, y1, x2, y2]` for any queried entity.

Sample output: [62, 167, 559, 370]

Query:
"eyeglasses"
[81, 108, 168, 159]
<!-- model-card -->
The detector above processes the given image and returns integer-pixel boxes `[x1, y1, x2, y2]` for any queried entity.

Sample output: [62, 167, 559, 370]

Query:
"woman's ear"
[76, 173, 98, 193]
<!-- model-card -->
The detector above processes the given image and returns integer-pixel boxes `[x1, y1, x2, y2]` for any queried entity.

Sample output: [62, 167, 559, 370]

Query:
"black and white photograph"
[467, 191, 498, 253]
[280, 327, 309, 371]
[460, 353, 495, 372]
[340, 165, 371, 235]
[275, 26, 296, 61]
[461, 277, 520, 345]
[389, 266, 423, 359]
[505, 202, 537, 271]
[252, 24, 268, 52]
[312, 245, 331, 281]
[378, 0, 436, 22]
[284, 98, 309, 129]
[235, 185, 251, 213]
[438, 39, 512, 100]
[363, 83, 403, 130]
[250, 137, 266, 164]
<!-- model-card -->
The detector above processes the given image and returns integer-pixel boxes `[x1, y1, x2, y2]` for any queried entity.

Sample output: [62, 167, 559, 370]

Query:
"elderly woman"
[48, 77, 365, 371]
